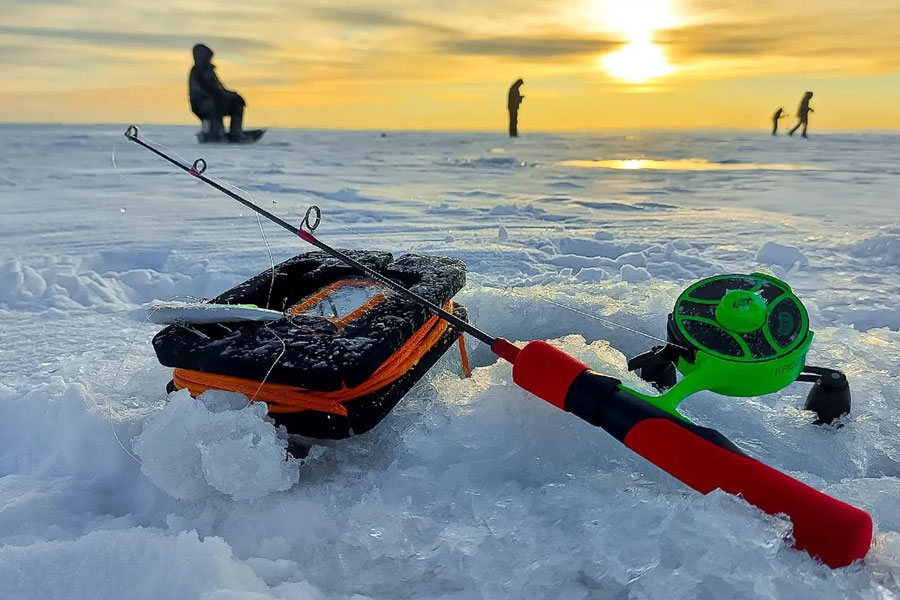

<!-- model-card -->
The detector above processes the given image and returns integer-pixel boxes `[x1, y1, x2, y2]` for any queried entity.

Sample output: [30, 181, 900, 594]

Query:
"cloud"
[660, 27, 782, 57]
[307, 6, 453, 33]
[0, 25, 273, 53]
[659, 6, 900, 68]
[0, 42, 129, 67]
[2, 0, 899, 127]
[438, 36, 619, 58]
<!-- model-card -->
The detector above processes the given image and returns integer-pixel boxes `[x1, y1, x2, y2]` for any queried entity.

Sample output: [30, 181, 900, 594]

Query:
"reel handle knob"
[803, 368, 851, 425]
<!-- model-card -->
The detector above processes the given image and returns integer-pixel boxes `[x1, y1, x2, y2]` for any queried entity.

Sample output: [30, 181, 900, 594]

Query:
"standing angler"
[772, 106, 786, 135]
[507, 79, 525, 137]
[189, 44, 248, 142]
[789, 91, 814, 138]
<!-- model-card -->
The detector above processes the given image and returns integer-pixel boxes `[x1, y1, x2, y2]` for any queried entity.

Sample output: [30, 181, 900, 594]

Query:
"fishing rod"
[125, 125, 872, 568]
[122, 126, 494, 347]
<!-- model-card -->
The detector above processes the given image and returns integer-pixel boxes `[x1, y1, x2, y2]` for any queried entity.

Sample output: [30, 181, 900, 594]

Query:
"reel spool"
[627, 273, 850, 424]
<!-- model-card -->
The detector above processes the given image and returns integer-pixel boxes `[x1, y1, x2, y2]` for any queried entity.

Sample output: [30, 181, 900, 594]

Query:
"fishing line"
[210, 177, 277, 310]
[108, 140, 314, 467]
[156, 148, 281, 310]
[235, 179, 666, 350]
[124, 129, 667, 355]
[536, 295, 668, 344]
[255, 214, 277, 310]
[168, 170, 404, 321]
[107, 292, 292, 471]
[107, 295, 208, 466]
[116, 128, 280, 310]
[106, 308, 158, 465]
[248, 323, 287, 404]
[319, 214, 668, 347]
[110, 141, 129, 182]
[111, 136, 194, 181]
[304, 199, 667, 346]
[112, 133, 314, 459]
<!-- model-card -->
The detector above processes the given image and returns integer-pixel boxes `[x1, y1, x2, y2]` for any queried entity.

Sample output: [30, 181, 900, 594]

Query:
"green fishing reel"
[627, 273, 850, 424]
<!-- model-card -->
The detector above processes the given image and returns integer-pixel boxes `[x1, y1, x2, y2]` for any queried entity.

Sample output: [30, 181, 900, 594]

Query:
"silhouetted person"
[789, 92, 814, 138]
[189, 44, 246, 141]
[772, 107, 786, 135]
[508, 79, 524, 137]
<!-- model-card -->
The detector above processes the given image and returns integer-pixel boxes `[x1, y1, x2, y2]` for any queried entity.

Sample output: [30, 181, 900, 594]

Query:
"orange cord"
[172, 301, 464, 415]
[458, 335, 472, 378]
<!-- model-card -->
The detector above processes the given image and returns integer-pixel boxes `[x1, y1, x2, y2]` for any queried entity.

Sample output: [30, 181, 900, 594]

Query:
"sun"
[602, 41, 673, 83]
[588, 0, 676, 83]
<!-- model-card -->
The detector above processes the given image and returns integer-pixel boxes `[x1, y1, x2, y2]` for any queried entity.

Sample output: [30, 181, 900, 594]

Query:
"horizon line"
[2, 121, 899, 135]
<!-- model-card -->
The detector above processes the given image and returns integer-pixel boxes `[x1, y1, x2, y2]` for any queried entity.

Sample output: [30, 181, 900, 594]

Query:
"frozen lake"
[1, 124, 899, 599]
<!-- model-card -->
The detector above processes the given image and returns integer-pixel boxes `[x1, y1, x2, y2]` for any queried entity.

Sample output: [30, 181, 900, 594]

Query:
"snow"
[756, 241, 810, 271]
[1, 124, 900, 598]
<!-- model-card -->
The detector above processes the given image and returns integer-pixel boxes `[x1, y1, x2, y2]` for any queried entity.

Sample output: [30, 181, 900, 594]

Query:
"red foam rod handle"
[510, 340, 589, 409]
[625, 419, 873, 568]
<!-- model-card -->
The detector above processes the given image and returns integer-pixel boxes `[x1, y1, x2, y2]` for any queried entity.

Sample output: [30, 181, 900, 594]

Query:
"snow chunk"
[615, 251, 647, 268]
[620, 264, 652, 283]
[0, 260, 47, 305]
[133, 391, 300, 502]
[575, 267, 608, 283]
[755, 242, 809, 271]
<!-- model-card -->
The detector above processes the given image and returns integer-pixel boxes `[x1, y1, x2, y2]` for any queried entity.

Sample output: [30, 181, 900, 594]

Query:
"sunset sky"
[1, 0, 899, 130]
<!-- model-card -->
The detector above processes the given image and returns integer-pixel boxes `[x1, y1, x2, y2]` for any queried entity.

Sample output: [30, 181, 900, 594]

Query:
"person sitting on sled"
[189, 44, 247, 141]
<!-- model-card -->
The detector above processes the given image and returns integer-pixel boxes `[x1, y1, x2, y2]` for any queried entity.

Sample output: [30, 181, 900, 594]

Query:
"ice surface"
[1, 125, 899, 599]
